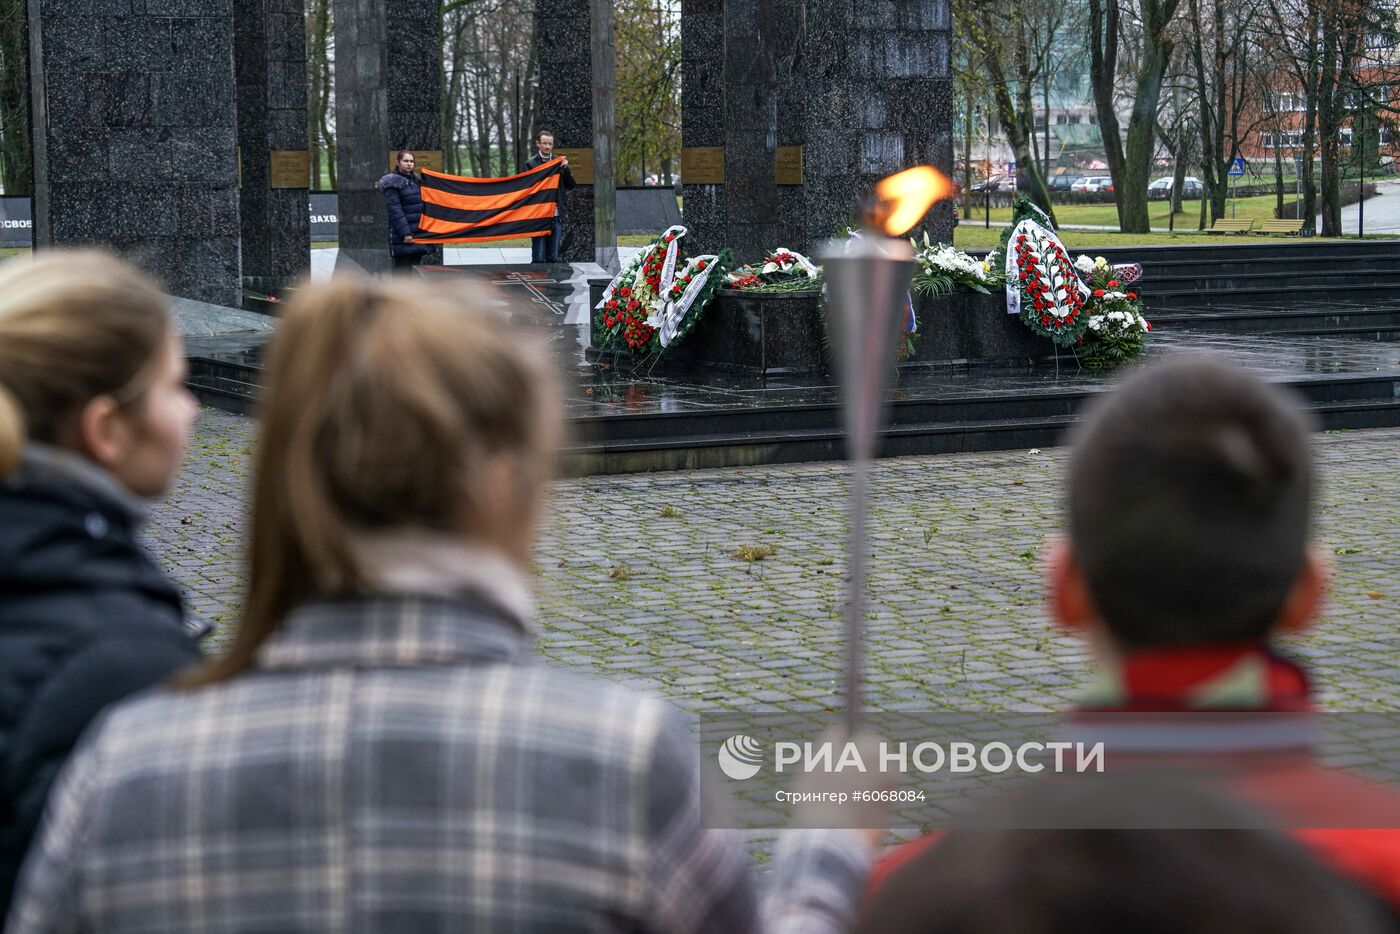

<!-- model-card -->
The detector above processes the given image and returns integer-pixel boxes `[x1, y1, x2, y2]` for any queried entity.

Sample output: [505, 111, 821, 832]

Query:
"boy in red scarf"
[868, 356, 1400, 911]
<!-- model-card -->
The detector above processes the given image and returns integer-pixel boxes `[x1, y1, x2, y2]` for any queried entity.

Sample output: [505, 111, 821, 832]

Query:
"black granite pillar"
[802, 0, 955, 247]
[388, 0, 442, 265]
[333, 0, 442, 272]
[679, 0, 725, 256]
[27, 0, 241, 305]
[235, 0, 310, 293]
[535, 0, 595, 263]
[720, 0, 777, 263]
[767, 0, 806, 252]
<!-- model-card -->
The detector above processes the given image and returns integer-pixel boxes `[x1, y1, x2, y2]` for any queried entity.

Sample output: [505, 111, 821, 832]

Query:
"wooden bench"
[1208, 218, 1256, 234]
[1257, 218, 1305, 235]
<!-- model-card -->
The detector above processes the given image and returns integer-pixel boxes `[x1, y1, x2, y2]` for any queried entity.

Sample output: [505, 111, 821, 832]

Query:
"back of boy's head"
[1067, 356, 1316, 650]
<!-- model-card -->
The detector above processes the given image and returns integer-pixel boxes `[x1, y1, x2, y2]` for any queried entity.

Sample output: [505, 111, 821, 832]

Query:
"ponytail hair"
[0, 250, 172, 477]
[182, 274, 560, 686]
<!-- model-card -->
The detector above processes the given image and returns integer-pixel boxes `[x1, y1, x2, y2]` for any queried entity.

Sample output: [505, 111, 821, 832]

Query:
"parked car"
[1048, 174, 1084, 191]
[1073, 176, 1114, 193]
[1148, 176, 1203, 197]
[970, 174, 1005, 192]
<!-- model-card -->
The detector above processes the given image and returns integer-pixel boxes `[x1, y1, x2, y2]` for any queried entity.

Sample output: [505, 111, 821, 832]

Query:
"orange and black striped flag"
[413, 158, 564, 244]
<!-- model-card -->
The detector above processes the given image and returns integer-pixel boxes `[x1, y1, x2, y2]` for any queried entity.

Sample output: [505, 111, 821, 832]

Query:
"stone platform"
[584, 288, 1052, 377]
[182, 259, 1400, 475]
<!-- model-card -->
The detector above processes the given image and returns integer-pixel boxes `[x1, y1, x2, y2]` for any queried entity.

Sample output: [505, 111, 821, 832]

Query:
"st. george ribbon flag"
[412, 158, 564, 244]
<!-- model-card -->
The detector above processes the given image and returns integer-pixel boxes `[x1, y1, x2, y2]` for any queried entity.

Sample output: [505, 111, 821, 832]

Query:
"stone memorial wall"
[27, 0, 242, 304]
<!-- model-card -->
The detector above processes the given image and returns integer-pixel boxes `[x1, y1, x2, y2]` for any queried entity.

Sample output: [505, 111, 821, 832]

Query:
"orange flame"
[870, 166, 952, 236]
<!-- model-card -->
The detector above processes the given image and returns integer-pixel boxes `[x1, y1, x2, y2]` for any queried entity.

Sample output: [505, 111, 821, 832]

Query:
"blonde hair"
[0, 251, 172, 477]
[187, 275, 560, 685]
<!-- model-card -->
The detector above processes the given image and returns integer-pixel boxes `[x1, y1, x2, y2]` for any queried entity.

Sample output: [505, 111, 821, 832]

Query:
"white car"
[1149, 176, 1203, 192]
[1072, 176, 1113, 192]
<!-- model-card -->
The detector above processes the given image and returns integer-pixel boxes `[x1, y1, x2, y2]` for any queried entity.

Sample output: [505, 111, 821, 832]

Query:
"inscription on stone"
[554, 148, 594, 185]
[775, 146, 803, 185]
[387, 150, 445, 172]
[269, 151, 310, 188]
[682, 147, 725, 184]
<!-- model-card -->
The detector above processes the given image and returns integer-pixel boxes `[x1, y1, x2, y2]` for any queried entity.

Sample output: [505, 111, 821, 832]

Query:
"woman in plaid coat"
[7, 275, 873, 934]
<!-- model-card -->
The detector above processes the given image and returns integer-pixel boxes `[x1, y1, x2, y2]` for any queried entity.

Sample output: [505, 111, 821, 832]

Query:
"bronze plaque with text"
[387, 149, 444, 173]
[553, 148, 594, 184]
[775, 145, 803, 185]
[682, 147, 725, 184]
[269, 150, 310, 188]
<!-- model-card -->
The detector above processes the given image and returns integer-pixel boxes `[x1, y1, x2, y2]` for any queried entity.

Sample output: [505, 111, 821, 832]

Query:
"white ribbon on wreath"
[595, 224, 689, 310]
[658, 255, 718, 348]
[1004, 219, 1086, 317]
[657, 224, 687, 296]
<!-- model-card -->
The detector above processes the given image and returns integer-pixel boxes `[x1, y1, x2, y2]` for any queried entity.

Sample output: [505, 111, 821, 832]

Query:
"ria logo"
[717, 734, 765, 780]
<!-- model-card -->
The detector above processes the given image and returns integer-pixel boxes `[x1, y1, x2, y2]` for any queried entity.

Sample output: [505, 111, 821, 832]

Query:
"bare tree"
[0, 0, 31, 195]
[306, 0, 336, 189]
[441, 0, 536, 176]
[1088, 0, 1183, 232]
[956, 0, 1060, 223]
[1184, 0, 1266, 223]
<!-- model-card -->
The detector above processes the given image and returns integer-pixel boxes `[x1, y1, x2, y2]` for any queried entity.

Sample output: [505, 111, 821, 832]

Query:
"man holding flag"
[522, 130, 576, 263]
[407, 136, 575, 258]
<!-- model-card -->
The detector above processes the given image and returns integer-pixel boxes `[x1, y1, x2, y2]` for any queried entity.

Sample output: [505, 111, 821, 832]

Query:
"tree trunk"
[592, 0, 617, 268]
[1170, 127, 1187, 216]
[1318, 0, 1342, 236]
[0, 0, 32, 195]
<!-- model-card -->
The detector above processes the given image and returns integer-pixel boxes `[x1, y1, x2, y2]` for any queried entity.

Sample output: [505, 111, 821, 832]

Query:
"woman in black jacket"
[0, 251, 204, 918]
[378, 149, 435, 271]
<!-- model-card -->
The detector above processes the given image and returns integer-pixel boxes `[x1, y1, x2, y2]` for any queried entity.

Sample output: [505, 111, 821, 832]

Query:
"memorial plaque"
[682, 147, 725, 184]
[554, 147, 594, 184]
[387, 149, 445, 172]
[269, 150, 310, 188]
[775, 145, 803, 185]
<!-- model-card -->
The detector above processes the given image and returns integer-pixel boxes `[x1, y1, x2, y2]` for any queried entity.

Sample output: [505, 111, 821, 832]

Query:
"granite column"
[801, 0, 955, 247]
[27, 0, 241, 304]
[535, 0, 595, 262]
[235, 0, 310, 294]
[333, 0, 442, 272]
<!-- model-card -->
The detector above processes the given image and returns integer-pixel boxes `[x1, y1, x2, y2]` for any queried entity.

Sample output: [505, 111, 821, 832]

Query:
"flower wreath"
[1075, 258, 1152, 370]
[593, 226, 732, 354]
[1005, 220, 1089, 346]
[725, 248, 821, 291]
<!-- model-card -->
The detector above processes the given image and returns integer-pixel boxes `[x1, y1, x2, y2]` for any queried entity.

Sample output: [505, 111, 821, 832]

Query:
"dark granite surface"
[236, 0, 310, 292]
[536, 0, 595, 262]
[801, 0, 954, 247]
[29, 0, 241, 304]
[332, 0, 390, 271]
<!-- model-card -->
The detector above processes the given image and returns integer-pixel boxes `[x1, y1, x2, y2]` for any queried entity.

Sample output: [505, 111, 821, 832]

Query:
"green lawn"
[960, 192, 1296, 230]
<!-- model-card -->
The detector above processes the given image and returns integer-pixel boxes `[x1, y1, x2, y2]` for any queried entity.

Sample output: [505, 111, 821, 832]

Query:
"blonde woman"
[0, 252, 203, 919]
[7, 276, 873, 934]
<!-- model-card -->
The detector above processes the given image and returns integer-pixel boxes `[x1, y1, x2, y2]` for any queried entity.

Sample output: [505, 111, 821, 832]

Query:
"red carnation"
[1107, 279, 1119, 287]
[1146, 321, 1152, 331]
[1127, 292, 1138, 300]
[1040, 315, 1051, 326]
[1093, 289, 1105, 298]
[697, 261, 707, 270]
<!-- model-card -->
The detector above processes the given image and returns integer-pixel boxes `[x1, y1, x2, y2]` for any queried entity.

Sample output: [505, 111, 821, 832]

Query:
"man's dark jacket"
[377, 169, 434, 256]
[0, 449, 202, 918]
[522, 153, 578, 200]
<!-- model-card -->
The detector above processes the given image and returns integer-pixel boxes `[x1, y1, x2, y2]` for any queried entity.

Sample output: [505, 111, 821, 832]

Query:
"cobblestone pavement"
[149, 409, 1400, 716]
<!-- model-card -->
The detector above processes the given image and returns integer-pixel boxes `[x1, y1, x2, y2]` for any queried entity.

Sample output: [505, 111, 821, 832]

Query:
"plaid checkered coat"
[6, 594, 867, 933]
